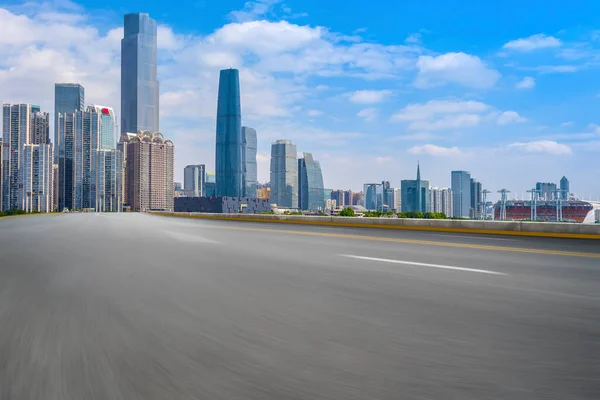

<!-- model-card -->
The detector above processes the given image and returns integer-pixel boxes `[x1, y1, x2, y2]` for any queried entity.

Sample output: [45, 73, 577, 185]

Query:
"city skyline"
[0, 1, 599, 200]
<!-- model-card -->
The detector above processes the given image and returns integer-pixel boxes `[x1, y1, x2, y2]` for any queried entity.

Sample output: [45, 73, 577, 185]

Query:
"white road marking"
[166, 231, 220, 244]
[428, 234, 517, 241]
[339, 255, 506, 276]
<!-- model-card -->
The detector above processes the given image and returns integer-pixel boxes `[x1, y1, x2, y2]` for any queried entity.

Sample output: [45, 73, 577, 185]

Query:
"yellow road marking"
[156, 214, 600, 259]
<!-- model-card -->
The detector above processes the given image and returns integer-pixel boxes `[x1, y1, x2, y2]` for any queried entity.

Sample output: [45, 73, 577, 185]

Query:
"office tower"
[125, 131, 174, 211]
[58, 106, 117, 211]
[184, 164, 206, 197]
[21, 144, 54, 212]
[54, 83, 84, 162]
[401, 164, 430, 213]
[470, 178, 483, 219]
[451, 170, 471, 218]
[344, 190, 353, 206]
[331, 190, 345, 207]
[363, 183, 383, 211]
[270, 139, 297, 208]
[536, 182, 557, 201]
[94, 149, 123, 212]
[393, 188, 401, 211]
[2, 103, 42, 211]
[215, 69, 243, 197]
[88, 105, 116, 149]
[560, 176, 569, 200]
[31, 111, 50, 144]
[242, 126, 257, 198]
[121, 13, 159, 134]
[298, 152, 325, 210]
[382, 181, 395, 211]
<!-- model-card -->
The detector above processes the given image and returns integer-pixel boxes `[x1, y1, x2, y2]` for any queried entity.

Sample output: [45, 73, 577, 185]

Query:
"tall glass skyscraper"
[54, 83, 84, 162]
[215, 68, 243, 198]
[242, 126, 257, 198]
[270, 140, 297, 208]
[401, 164, 430, 213]
[560, 176, 569, 200]
[121, 13, 159, 134]
[451, 170, 471, 218]
[298, 152, 325, 210]
[88, 105, 116, 149]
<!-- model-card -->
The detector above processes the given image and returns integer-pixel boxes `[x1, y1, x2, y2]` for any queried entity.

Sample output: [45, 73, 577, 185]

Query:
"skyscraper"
[31, 111, 50, 145]
[298, 152, 325, 210]
[54, 83, 84, 161]
[364, 183, 383, 211]
[242, 126, 257, 198]
[470, 178, 483, 219]
[58, 106, 118, 211]
[125, 131, 174, 212]
[401, 164, 430, 213]
[451, 170, 471, 218]
[270, 140, 297, 208]
[94, 149, 123, 212]
[560, 176, 569, 200]
[184, 164, 206, 197]
[21, 144, 54, 212]
[536, 182, 557, 201]
[2, 103, 45, 212]
[121, 13, 159, 134]
[216, 68, 243, 198]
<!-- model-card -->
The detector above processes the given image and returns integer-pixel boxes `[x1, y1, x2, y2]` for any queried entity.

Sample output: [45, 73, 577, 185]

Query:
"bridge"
[1, 213, 599, 399]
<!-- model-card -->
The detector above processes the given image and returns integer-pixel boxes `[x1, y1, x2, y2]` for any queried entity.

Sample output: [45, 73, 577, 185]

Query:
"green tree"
[339, 207, 355, 217]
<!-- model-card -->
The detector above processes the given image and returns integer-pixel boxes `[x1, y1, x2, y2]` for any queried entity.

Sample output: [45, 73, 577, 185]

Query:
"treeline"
[0, 209, 42, 217]
[339, 208, 453, 219]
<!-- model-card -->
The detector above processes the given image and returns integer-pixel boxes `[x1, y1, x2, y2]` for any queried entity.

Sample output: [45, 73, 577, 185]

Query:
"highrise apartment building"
[2, 103, 53, 212]
[242, 126, 257, 198]
[270, 140, 297, 208]
[451, 170, 471, 218]
[58, 106, 120, 211]
[54, 83, 84, 162]
[429, 187, 452, 216]
[125, 131, 174, 212]
[184, 164, 206, 197]
[121, 13, 159, 134]
[94, 149, 123, 212]
[298, 152, 325, 211]
[215, 68, 243, 197]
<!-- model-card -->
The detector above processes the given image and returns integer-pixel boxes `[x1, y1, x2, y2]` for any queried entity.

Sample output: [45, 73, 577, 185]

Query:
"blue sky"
[1, 0, 599, 200]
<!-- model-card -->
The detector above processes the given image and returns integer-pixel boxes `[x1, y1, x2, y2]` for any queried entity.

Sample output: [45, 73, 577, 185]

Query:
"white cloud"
[516, 76, 535, 89]
[390, 100, 490, 130]
[497, 111, 527, 125]
[414, 52, 500, 89]
[405, 33, 422, 44]
[349, 90, 392, 104]
[357, 108, 378, 121]
[375, 156, 393, 163]
[307, 109, 323, 117]
[228, 0, 281, 22]
[503, 34, 562, 51]
[508, 140, 572, 155]
[408, 144, 463, 156]
[532, 65, 580, 74]
[561, 121, 575, 127]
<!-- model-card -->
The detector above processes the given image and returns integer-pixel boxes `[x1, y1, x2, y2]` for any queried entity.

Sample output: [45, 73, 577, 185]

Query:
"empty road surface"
[1, 213, 599, 400]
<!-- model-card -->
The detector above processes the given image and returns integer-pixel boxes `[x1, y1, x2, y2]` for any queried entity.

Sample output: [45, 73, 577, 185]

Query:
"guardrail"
[149, 212, 600, 239]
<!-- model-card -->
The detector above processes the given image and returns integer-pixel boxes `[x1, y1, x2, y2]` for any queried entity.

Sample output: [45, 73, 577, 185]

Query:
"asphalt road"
[1, 213, 599, 400]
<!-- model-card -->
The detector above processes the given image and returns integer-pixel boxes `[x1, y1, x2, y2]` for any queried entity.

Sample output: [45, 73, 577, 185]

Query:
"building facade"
[536, 182, 557, 201]
[242, 126, 257, 198]
[331, 190, 345, 207]
[215, 68, 243, 198]
[298, 152, 325, 211]
[21, 144, 54, 212]
[184, 164, 206, 197]
[363, 183, 383, 211]
[31, 111, 50, 145]
[2, 103, 49, 212]
[451, 170, 471, 218]
[429, 187, 452, 216]
[121, 13, 159, 134]
[401, 164, 430, 213]
[54, 83, 84, 162]
[270, 140, 298, 208]
[470, 178, 483, 219]
[94, 149, 123, 212]
[560, 176, 570, 200]
[125, 131, 174, 212]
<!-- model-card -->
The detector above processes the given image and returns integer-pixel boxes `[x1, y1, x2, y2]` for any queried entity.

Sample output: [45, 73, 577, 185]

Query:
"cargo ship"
[493, 200, 594, 223]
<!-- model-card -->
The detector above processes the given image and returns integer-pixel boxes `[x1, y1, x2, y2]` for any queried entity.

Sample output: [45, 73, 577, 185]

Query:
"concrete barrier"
[148, 212, 600, 239]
